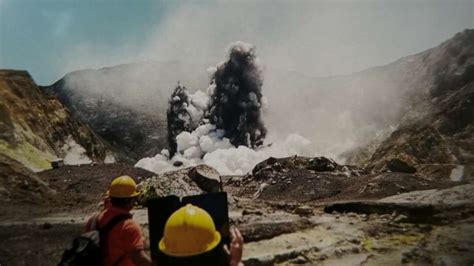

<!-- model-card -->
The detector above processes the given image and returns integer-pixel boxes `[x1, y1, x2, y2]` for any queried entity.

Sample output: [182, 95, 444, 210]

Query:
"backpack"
[58, 213, 131, 266]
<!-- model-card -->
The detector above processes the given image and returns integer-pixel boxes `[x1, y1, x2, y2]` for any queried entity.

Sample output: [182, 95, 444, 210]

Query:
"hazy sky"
[0, 0, 473, 85]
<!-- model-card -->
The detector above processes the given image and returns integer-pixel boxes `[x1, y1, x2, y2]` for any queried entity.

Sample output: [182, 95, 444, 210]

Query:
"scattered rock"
[289, 255, 309, 264]
[351, 246, 360, 253]
[240, 218, 314, 242]
[294, 205, 313, 216]
[307, 157, 337, 172]
[242, 209, 263, 216]
[41, 222, 52, 230]
[386, 159, 417, 173]
[245, 255, 275, 266]
[334, 248, 344, 256]
[347, 212, 358, 218]
[325, 201, 438, 223]
[51, 160, 64, 169]
[349, 238, 361, 245]
[173, 161, 183, 167]
[232, 155, 447, 204]
[252, 157, 278, 175]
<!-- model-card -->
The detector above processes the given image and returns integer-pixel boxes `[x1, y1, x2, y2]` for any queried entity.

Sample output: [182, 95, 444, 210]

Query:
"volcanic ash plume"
[167, 84, 191, 156]
[165, 42, 267, 156]
[207, 42, 267, 148]
[137, 42, 315, 175]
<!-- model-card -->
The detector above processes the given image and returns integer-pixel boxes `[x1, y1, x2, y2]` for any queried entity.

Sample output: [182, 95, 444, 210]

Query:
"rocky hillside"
[42, 61, 208, 159]
[361, 30, 474, 176]
[44, 81, 166, 160]
[267, 29, 474, 163]
[42, 30, 473, 167]
[0, 70, 113, 171]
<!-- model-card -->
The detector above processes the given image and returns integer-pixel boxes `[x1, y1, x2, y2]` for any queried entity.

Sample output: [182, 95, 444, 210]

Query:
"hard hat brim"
[158, 231, 221, 257]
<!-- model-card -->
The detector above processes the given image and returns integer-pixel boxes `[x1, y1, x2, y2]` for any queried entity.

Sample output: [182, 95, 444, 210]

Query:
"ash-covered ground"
[1, 157, 473, 266]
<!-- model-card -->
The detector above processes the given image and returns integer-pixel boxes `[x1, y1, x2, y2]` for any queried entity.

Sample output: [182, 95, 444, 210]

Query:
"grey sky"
[0, 0, 473, 85]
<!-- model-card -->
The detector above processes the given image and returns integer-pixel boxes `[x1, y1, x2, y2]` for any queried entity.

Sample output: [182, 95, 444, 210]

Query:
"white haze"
[57, 1, 472, 171]
[61, 1, 472, 79]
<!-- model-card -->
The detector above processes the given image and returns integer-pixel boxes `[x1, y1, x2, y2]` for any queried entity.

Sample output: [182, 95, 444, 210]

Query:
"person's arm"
[123, 221, 152, 266]
[129, 250, 152, 266]
[224, 227, 244, 266]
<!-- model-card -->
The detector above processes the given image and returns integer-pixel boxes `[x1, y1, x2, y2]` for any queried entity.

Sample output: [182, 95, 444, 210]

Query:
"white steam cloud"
[136, 133, 315, 176]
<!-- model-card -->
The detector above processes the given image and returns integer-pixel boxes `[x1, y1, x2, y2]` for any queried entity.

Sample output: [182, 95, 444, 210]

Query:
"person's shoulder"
[121, 217, 141, 232]
[85, 212, 102, 231]
[119, 218, 144, 243]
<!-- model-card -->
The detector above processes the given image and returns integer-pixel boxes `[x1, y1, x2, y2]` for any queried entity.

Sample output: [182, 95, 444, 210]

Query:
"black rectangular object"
[147, 192, 229, 265]
[182, 192, 230, 247]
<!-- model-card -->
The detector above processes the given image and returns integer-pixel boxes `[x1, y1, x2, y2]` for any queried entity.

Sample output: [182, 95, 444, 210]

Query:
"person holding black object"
[157, 204, 244, 266]
[82, 178, 243, 266]
[225, 227, 245, 266]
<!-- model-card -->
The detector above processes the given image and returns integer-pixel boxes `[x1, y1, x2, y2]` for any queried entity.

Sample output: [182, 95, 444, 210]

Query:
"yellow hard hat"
[107, 175, 140, 198]
[159, 204, 221, 257]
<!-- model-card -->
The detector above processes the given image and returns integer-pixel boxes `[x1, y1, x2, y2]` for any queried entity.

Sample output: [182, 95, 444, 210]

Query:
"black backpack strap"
[99, 214, 133, 266]
[90, 213, 100, 230]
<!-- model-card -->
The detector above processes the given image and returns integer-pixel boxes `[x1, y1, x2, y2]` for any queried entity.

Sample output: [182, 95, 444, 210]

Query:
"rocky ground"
[1, 158, 473, 265]
[226, 156, 458, 203]
[0, 163, 156, 222]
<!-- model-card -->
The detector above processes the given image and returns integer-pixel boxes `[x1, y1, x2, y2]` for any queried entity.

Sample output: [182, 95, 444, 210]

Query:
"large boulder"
[379, 183, 474, 206]
[307, 157, 338, 172]
[324, 183, 474, 223]
[188, 165, 222, 193]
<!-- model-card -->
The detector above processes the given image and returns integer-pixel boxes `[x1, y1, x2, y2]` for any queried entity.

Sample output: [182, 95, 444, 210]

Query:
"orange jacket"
[86, 206, 145, 266]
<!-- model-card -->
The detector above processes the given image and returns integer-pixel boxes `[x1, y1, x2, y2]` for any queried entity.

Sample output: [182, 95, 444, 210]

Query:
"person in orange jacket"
[86, 176, 152, 266]
[87, 176, 244, 266]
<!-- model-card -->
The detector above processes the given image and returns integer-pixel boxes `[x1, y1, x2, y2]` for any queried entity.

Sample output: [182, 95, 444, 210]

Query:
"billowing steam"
[207, 42, 266, 148]
[56, 2, 447, 169]
[136, 42, 315, 175]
